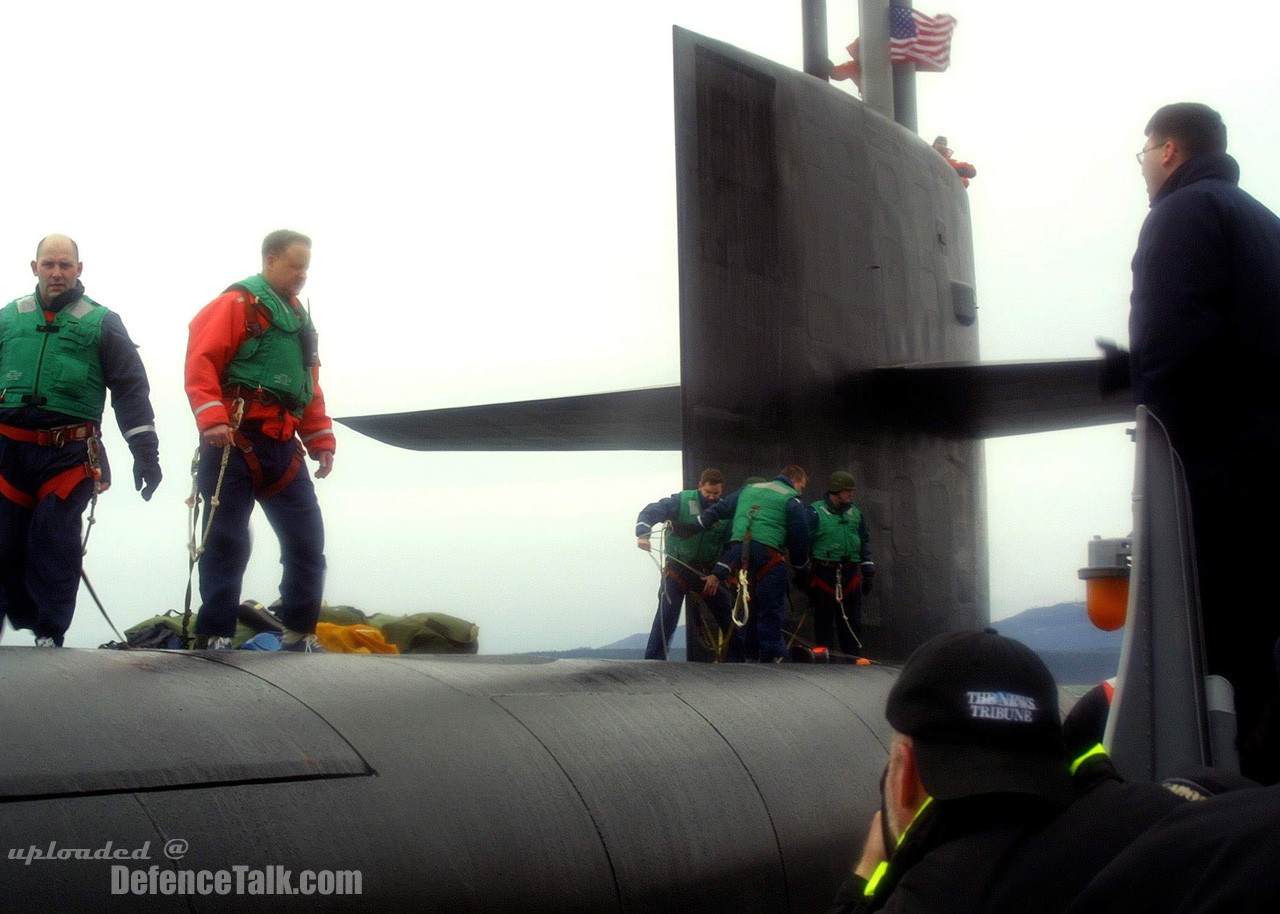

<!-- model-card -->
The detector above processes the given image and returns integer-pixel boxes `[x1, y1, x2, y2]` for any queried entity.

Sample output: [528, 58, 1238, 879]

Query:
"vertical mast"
[857, 0, 894, 120]
[892, 0, 919, 131]
[801, 0, 830, 80]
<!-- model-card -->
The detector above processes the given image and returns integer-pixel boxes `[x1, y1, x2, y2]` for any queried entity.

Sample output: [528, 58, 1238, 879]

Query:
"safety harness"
[0, 420, 127, 643]
[644, 524, 739, 662]
[810, 560, 865, 651]
[231, 428, 306, 499]
[809, 560, 863, 599]
[0, 420, 101, 508]
[731, 502, 793, 630]
[733, 552, 751, 628]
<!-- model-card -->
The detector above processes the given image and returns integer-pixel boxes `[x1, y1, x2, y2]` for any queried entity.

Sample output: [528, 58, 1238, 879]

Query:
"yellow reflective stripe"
[864, 794, 934, 898]
[1070, 743, 1107, 776]
[864, 861, 889, 896]
[898, 795, 934, 846]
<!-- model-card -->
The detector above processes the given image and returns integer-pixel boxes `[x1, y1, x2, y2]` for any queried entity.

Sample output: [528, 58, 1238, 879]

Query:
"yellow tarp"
[315, 622, 400, 654]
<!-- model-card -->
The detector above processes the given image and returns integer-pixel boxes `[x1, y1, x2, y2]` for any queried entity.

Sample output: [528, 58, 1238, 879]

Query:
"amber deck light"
[1077, 536, 1131, 631]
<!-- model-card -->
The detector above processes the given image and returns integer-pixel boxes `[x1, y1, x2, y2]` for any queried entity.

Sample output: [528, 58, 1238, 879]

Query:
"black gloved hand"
[134, 458, 162, 501]
[860, 562, 875, 596]
[1097, 337, 1131, 395]
[127, 430, 161, 501]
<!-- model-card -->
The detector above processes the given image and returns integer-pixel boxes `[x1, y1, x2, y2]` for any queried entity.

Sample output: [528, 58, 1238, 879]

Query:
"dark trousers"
[644, 562, 738, 660]
[809, 562, 863, 660]
[1184, 443, 1280, 783]
[0, 439, 94, 645]
[195, 430, 325, 638]
[740, 542, 790, 662]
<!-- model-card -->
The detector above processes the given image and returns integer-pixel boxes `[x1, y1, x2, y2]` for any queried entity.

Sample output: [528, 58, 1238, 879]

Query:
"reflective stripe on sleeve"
[864, 861, 889, 896]
[1070, 743, 1107, 776]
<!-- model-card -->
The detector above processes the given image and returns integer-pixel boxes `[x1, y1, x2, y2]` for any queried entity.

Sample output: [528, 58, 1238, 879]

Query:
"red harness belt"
[0, 420, 97, 447]
[745, 546, 787, 586]
[232, 430, 305, 499]
[810, 572, 862, 599]
[0, 421, 99, 507]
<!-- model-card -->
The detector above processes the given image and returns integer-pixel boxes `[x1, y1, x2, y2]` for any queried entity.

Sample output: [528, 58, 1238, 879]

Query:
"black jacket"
[1129, 153, 1280, 783]
[1065, 782, 1280, 913]
[1129, 151, 1280, 462]
[828, 756, 1185, 914]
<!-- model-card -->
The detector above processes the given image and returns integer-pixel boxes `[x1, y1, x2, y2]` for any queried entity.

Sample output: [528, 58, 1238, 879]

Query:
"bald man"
[0, 235, 161, 646]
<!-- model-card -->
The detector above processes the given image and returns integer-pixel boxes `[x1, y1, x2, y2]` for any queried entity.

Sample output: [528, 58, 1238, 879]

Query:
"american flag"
[830, 7, 956, 84]
[890, 6, 956, 72]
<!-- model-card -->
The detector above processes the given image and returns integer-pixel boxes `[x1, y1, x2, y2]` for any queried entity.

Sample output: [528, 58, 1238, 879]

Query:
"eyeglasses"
[1135, 144, 1161, 164]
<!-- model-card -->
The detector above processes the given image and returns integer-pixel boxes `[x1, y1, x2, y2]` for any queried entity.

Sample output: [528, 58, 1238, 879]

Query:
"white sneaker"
[34, 636, 58, 648]
[280, 631, 326, 653]
[206, 636, 234, 650]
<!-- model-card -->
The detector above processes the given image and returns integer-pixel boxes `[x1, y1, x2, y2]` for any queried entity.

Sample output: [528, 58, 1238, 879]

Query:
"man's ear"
[890, 739, 929, 825]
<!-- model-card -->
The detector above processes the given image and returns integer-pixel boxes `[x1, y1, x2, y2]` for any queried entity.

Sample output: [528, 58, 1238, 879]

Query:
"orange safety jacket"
[944, 154, 977, 187]
[185, 287, 336, 456]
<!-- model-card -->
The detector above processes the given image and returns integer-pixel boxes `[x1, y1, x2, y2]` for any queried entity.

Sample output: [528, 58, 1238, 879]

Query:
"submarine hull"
[0, 649, 894, 910]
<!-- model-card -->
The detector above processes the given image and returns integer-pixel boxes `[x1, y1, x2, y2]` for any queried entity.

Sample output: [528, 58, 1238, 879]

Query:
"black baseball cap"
[886, 629, 1071, 803]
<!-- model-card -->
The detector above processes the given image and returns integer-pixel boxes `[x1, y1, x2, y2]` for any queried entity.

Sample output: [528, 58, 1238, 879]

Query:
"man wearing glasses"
[1130, 102, 1280, 783]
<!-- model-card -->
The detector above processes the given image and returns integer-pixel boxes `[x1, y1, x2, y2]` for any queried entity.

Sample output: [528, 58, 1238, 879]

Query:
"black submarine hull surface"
[0, 649, 894, 910]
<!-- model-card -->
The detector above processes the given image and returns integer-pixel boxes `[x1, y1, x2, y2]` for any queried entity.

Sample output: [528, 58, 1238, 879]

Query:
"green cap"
[828, 471, 855, 493]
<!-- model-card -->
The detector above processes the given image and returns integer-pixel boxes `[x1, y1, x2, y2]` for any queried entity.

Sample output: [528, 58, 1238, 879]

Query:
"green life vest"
[667, 489, 729, 570]
[811, 499, 864, 562]
[0, 294, 108, 421]
[730, 480, 798, 550]
[221, 274, 315, 417]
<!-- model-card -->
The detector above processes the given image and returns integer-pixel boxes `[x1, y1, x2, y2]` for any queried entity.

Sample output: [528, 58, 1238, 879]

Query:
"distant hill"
[527, 630, 681, 661]
[991, 601, 1123, 653]
[532, 646, 682, 661]
[992, 601, 1122, 686]
[527, 602, 1121, 684]
[602, 630, 671, 652]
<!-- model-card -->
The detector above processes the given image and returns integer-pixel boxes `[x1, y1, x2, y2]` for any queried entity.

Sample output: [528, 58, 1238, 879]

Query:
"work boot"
[34, 636, 58, 648]
[280, 631, 325, 653]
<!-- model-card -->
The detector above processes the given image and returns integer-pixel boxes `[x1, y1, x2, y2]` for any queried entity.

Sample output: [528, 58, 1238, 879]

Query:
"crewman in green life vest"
[636, 468, 737, 660]
[806, 470, 874, 662]
[185, 229, 335, 652]
[0, 234, 162, 646]
[682, 466, 812, 662]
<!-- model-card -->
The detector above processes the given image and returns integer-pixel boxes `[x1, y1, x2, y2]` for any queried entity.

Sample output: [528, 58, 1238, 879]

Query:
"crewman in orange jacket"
[185, 229, 335, 652]
[933, 136, 977, 187]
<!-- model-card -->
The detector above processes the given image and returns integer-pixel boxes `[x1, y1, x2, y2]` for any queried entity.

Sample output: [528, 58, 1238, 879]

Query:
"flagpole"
[801, 0, 830, 81]
[858, 0, 894, 121]
[892, 0, 919, 132]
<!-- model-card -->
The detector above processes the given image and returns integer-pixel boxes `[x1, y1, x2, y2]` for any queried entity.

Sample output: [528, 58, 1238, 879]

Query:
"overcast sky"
[3, 1, 1277, 652]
